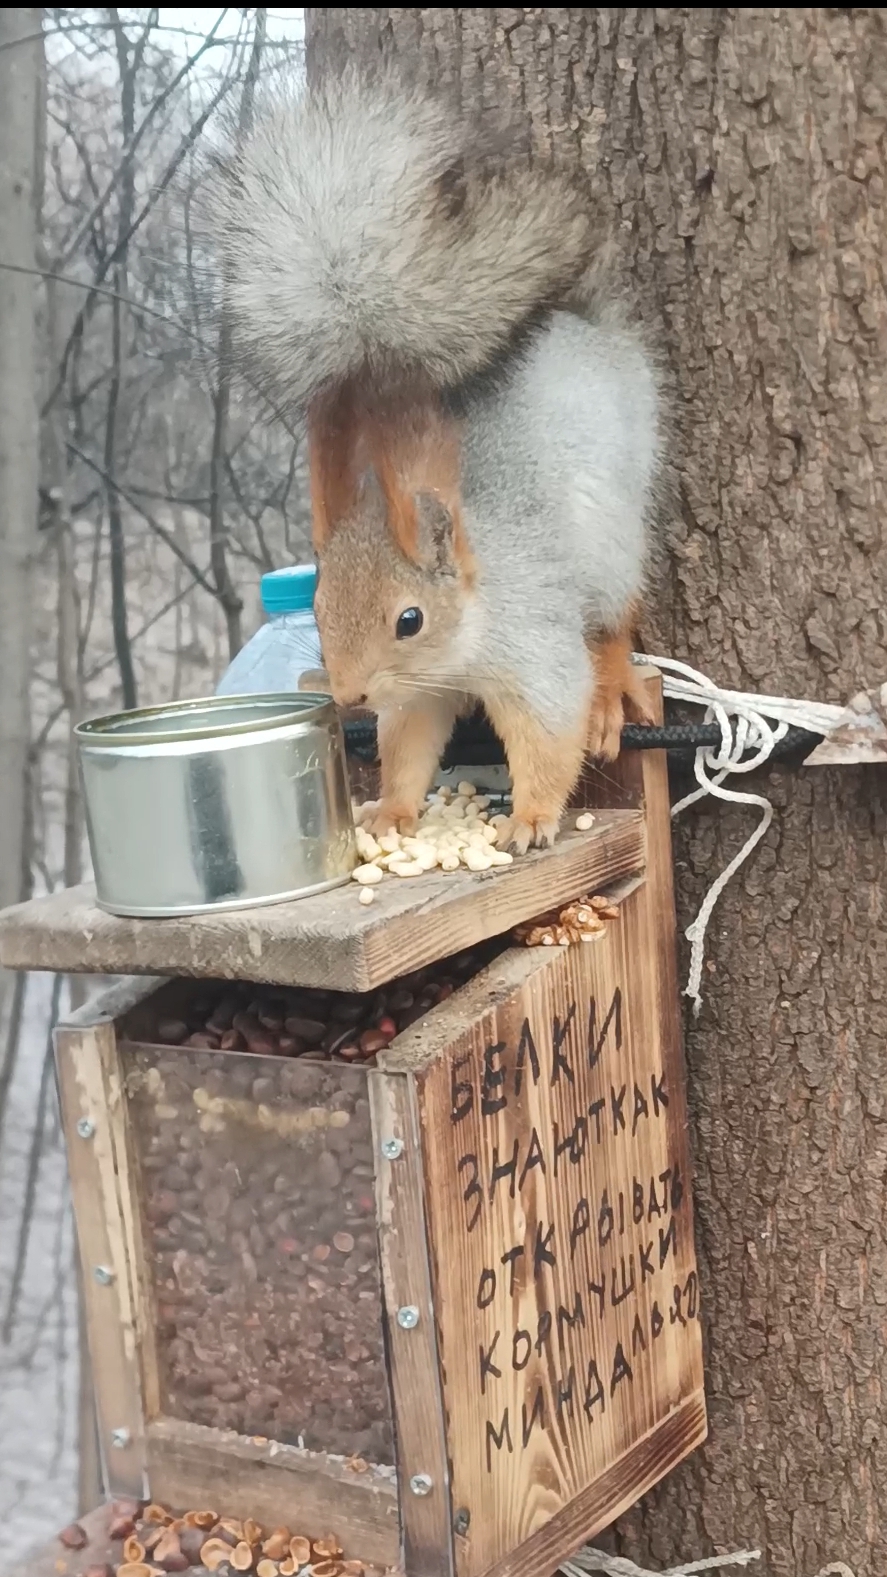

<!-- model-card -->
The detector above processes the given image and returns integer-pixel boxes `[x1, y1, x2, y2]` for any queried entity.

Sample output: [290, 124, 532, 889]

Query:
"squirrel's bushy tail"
[211, 67, 597, 412]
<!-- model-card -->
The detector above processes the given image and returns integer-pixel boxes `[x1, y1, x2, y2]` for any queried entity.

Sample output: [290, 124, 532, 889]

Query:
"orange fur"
[370, 694, 464, 834]
[483, 692, 588, 855]
[308, 382, 474, 577]
[585, 607, 654, 760]
[307, 386, 361, 551]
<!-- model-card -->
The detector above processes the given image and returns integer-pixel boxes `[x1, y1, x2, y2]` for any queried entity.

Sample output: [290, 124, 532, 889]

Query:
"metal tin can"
[75, 694, 357, 917]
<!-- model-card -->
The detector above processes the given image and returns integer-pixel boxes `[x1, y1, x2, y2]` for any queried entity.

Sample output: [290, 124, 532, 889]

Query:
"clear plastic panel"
[125, 1045, 394, 1464]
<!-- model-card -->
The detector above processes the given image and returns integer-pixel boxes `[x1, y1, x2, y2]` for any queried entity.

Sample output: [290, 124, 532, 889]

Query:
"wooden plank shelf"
[0, 810, 644, 993]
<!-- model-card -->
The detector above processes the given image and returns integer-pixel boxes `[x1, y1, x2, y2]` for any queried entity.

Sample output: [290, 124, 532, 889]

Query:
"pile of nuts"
[146, 943, 496, 1064]
[350, 784, 513, 902]
[513, 892, 620, 948]
[126, 946, 500, 1462]
[349, 791, 600, 904]
[60, 1498, 370, 1577]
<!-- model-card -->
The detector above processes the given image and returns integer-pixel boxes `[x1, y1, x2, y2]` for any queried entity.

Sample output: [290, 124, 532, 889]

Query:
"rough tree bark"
[0, 8, 43, 1033]
[308, 11, 887, 1577]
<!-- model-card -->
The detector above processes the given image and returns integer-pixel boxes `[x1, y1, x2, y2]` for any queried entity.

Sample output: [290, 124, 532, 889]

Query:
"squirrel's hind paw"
[498, 815, 561, 856]
[586, 656, 654, 761]
[586, 690, 626, 761]
[586, 617, 656, 761]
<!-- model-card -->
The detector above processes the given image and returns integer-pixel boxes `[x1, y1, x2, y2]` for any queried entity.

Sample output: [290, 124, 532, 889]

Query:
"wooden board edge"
[102, 1032, 164, 1421]
[54, 1018, 148, 1499]
[368, 1071, 455, 1577]
[380, 875, 646, 1077]
[359, 815, 645, 992]
[474, 1392, 707, 1577]
[0, 813, 644, 994]
[145, 1416, 401, 1568]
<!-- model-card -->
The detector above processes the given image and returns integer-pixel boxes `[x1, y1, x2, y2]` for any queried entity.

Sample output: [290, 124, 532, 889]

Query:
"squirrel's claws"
[498, 815, 561, 855]
[585, 693, 626, 762]
[366, 803, 419, 838]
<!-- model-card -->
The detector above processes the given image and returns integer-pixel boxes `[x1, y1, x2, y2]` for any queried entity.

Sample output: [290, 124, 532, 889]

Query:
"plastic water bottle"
[215, 564, 326, 697]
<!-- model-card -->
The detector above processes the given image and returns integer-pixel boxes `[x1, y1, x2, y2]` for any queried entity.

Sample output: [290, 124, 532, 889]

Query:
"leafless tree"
[0, 9, 311, 1551]
[0, 9, 43, 1034]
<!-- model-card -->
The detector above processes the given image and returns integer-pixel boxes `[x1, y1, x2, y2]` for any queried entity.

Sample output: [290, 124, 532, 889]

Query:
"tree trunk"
[0, 8, 43, 1034]
[308, 10, 887, 1575]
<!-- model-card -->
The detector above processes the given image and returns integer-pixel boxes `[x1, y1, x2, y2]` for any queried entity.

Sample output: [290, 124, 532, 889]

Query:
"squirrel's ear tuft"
[414, 493, 455, 570]
[413, 493, 475, 582]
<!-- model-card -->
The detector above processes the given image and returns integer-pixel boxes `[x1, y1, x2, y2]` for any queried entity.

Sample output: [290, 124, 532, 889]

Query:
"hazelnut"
[244, 1519, 263, 1546]
[152, 1529, 188, 1572]
[358, 1029, 388, 1055]
[232, 1540, 256, 1570]
[59, 1523, 89, 1549]
[201, 1535, 237, 1571]
[187, 1508, 219, 1531]
[143, 1504, 172, 1526]
[289, 1536, 312, 1565]
[111, 1499, 143, 1522]
[257, 1562, 280, 1577]
[262, 1531, 291, 1561]
[123, 1536, 147, 1563]
[311, 1538, 343, 1559]
[177, 1526, 206, 1565]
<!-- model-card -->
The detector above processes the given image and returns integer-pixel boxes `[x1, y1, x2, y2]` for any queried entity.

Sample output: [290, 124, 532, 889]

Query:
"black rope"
[343, 711, 822, 768]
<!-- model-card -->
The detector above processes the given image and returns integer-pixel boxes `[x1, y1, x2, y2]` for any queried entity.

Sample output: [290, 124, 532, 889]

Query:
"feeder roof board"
[0, 812, 644, 993]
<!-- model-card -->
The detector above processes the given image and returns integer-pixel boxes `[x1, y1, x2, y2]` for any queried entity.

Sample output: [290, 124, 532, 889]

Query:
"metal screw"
[396, 1305, 420, 1330]
[76, 1117, 95, 1140]
[409, 1473, 433, 1497]
[110, 1428, 131, 1449]
[453, 1509, 471, 1537]
[380, 1137, 404, 1160]
[93, 1265, 115, 1286]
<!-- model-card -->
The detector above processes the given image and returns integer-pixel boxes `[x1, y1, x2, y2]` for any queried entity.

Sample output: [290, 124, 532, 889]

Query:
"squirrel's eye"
[395, 607, 424, 640]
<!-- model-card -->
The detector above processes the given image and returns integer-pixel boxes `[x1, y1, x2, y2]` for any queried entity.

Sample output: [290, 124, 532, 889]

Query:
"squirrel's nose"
[332, 682, 368, 709]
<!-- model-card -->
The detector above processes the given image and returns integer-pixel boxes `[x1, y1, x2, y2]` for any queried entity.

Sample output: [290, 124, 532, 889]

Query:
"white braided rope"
[641, 656, 842, 1013]
[561, 1543, 761, 1576]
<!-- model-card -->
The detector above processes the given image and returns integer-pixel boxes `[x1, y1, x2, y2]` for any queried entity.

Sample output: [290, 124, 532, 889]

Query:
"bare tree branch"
[52, 8, 229, 273]
[208, 6, 267, 658]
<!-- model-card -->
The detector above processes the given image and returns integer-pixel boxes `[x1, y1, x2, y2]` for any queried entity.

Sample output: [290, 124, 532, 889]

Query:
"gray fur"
[459, 309, 662, 732]
[210, 67, 597, 412]
[312, 309, 663, 742]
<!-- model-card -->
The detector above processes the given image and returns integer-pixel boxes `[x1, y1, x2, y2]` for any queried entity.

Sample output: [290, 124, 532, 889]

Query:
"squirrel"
[210, 67, 666, 852]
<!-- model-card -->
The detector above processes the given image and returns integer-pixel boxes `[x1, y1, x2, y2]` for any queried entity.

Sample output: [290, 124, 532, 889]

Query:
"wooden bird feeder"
[0, 668, 705, 1577]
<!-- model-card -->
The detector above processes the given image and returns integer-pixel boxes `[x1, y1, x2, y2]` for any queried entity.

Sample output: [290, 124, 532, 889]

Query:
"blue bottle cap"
[260, 563, 317, 615]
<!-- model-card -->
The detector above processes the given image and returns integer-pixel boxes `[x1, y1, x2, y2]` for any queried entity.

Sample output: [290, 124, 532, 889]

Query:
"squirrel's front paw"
[497, 814, 561, 856]
[366, 802, 420, 838]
